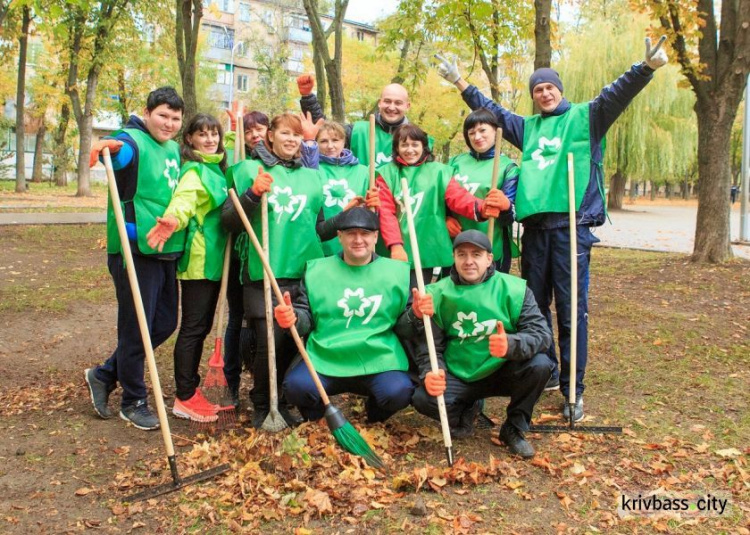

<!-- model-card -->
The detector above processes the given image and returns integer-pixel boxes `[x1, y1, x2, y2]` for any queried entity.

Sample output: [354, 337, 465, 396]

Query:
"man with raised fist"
[410, 230, 552, 458]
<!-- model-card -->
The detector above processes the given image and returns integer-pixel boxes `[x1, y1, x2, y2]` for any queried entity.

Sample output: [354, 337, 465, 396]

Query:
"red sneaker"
[173, 392, 218, 423]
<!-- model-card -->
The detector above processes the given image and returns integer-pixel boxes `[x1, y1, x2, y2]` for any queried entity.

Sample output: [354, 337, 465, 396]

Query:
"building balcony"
[283, 26, 312, 44]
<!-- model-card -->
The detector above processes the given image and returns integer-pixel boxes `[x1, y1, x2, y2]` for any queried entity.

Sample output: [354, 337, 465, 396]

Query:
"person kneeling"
[411, 230, 552, 458]
[275, 207, 415, 423]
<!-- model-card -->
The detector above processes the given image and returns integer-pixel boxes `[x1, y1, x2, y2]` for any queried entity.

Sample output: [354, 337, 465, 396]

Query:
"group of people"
[84, 37, 668, 459]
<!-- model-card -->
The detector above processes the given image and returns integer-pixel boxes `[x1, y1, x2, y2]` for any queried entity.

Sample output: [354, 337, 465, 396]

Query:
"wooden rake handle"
[227, 189, 330, 405]
[486, 127, 503, 245]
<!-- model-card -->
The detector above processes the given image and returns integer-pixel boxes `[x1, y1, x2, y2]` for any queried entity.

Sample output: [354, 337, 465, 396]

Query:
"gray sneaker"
[120, 399, 160, 430]
[562, 397, 584, 422]
[84, 368, 112, 419]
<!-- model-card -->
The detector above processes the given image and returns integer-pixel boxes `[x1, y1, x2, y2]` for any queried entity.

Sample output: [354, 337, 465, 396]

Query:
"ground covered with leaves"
[0, 224, 748, 534]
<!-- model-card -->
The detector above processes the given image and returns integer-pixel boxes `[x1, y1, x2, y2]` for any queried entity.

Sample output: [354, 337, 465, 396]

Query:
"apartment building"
[201, 0, 378, 110]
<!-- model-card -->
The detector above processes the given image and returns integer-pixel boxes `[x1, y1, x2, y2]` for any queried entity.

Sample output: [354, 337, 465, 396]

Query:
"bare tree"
[14, 5, 30, 192]
[175, 0, 202, 121]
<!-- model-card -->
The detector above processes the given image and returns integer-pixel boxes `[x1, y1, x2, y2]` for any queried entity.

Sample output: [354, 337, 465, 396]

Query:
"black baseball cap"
[337, 207, 379, 231]
[452, 229, 492, 252]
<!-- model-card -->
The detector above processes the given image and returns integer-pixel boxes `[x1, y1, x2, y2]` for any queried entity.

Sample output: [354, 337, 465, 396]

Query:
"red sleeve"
[445, 177, 481, 221]
[376, 176, 404, 248]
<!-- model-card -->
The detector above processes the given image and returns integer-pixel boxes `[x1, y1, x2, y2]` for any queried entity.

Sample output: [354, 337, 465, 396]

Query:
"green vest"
[516, 103, 593, 222]
[349, 120, 434, 167]
[449, 152, 515, 261]
[427, 272, 526, 382]
[378, 162, 454, 269]
[177, 161, 229, 281]
[319, 162, 371, 256]
[304, 255, 410, 377]
[106, 128, 184, 255]
[230, 159, 324, 281]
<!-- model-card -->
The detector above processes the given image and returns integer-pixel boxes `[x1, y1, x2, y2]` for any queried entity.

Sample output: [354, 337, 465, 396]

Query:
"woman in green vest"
[449, 108, 519, 273]
[146, 113, 229, 423]
[376, 123, 509, 287]
[317, 120, 380, 255]
[221, 112, 340, 428]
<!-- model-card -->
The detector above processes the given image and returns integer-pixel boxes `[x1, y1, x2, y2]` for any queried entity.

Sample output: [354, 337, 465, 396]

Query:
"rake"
[228, 189, 384, 468]
[103, 148, 229, 502]
[529, 153, 621, 434]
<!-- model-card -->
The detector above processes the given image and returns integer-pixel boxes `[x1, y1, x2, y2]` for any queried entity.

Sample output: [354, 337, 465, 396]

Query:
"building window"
[216, 64, 233, 85]
[356, 30, 364, 41]
[208, 25, 234, 49]
[219, 0, 234, 13]
[290, 48, 304, 61]
[237, 74, 249, 92]
[262, 9, 274, 27]
[239, 2, 250, 22]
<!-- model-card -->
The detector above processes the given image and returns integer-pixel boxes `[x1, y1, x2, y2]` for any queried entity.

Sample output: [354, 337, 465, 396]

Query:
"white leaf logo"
[268, 186, 307, 223]
[451, 311, 496, 343]
[164, 159, 180, 191]
[322, 178, 356, 209]
[531, 136, 561, 170]
[395, 185, 424, 218]
[454, 173, 480, 195]
[337, 287, 383, 328]
[375, 152, 392, 165]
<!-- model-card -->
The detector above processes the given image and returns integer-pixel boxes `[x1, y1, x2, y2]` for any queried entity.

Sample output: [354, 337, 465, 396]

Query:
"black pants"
[243, 281, 300, 411]
[411, 354, 552, 432]
[95, 254, 178, 407]
[173, 279, 221, 401]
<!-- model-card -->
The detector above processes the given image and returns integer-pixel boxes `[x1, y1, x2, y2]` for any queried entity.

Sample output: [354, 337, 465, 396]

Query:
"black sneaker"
[120, 399, 160, 430]
[499, 422, 535, 459]
[562, 397, 584, 422]
[544, 376, 560, 392]
[84, 368, 113, 419]
[228, 387, 240, 409]
[450, 400, 481, 439]
[279, 406, 303, 428]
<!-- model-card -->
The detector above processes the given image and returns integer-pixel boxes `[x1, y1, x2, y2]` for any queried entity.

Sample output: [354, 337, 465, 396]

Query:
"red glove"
[489, 321, 508, 358]
[226, 109, 237, 131]
[424, 369, 446, 397]
[251, 166, 274, 196]
[274, 291, 297, 329]
[390, 244, 408, 262]
[89, 139, 123, 168]
[365, 188, 380, 210]
[446, 216, 462, 238]
[297, 74, 315, 96]
[146, 215, 179, 252]
[411, 288, 434, 319]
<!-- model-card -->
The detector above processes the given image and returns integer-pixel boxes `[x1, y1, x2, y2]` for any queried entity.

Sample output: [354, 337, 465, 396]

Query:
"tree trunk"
[533, 0, 552, 71]
[665, 182, 672, 199]
[607, 169, 626, 210]
[117, 67, 129, 126]
[312, 47, 327, 114]
[14, 6, 31, 193]
[628, 179, 637, 200]
[650, 182, 657, 200]
[175, 0, 201, 122]
[31, 117, 46, 183]
[53, 102, 70, 187]
[692, 103, 733, 262]
[75, 71, 100, 197]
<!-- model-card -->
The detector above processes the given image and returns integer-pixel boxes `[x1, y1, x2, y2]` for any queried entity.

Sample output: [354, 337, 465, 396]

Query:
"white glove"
[435, 53, 461, 83]
[644, 36, 668, 70]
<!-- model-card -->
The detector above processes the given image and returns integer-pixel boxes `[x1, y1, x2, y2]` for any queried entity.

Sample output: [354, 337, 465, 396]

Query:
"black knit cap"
[528, 67, 564, 96]
[337, 207, 379, 231]
[453, 230, 492, 253]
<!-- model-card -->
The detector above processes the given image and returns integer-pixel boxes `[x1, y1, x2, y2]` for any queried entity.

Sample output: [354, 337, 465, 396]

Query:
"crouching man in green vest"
[274, 207, 416, 423]
[411, 230, 552, 458]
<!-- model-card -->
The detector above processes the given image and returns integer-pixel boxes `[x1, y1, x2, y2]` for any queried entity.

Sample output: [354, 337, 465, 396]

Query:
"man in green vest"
[436, 37, 669, 421]
[411, 230, 552, 458]
[84, 87, 185, 431]
[275, 207, 416, 423]
[296, 75, 432, 167]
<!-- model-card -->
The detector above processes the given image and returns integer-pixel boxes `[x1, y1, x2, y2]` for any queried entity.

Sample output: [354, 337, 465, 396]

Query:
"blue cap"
[529, 68, 563, 95]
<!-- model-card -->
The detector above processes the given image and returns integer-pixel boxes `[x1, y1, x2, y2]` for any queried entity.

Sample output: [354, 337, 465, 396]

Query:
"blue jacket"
[461, 63, 655, 229]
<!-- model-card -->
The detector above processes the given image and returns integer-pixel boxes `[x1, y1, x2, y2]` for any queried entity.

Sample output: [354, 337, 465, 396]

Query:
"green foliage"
[246, 37, 292, 117]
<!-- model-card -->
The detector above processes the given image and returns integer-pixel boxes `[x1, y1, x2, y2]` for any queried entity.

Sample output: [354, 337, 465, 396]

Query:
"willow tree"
[558, 8, 696, 210]
[637, 0, 750, 263]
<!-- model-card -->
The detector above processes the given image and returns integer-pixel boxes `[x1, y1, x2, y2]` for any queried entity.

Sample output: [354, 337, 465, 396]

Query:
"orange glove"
[89, 139, 123, 168]
[446, 216, 462, 238]
[390, 244, 408, 262]
[146, 215, 179, 252]
[424, 369, 446, 397]
[251, 166, 274, 196]
[299, 111, 324, 141]
[480, 189, 510, 219]
[274, 291, 297, 329]
[489, 321, 508, 358]
[226, 109, 237, 130]
[365, 188, 380, 210]
[297, 74, 315, 96]
[411, 288, 434, 319]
